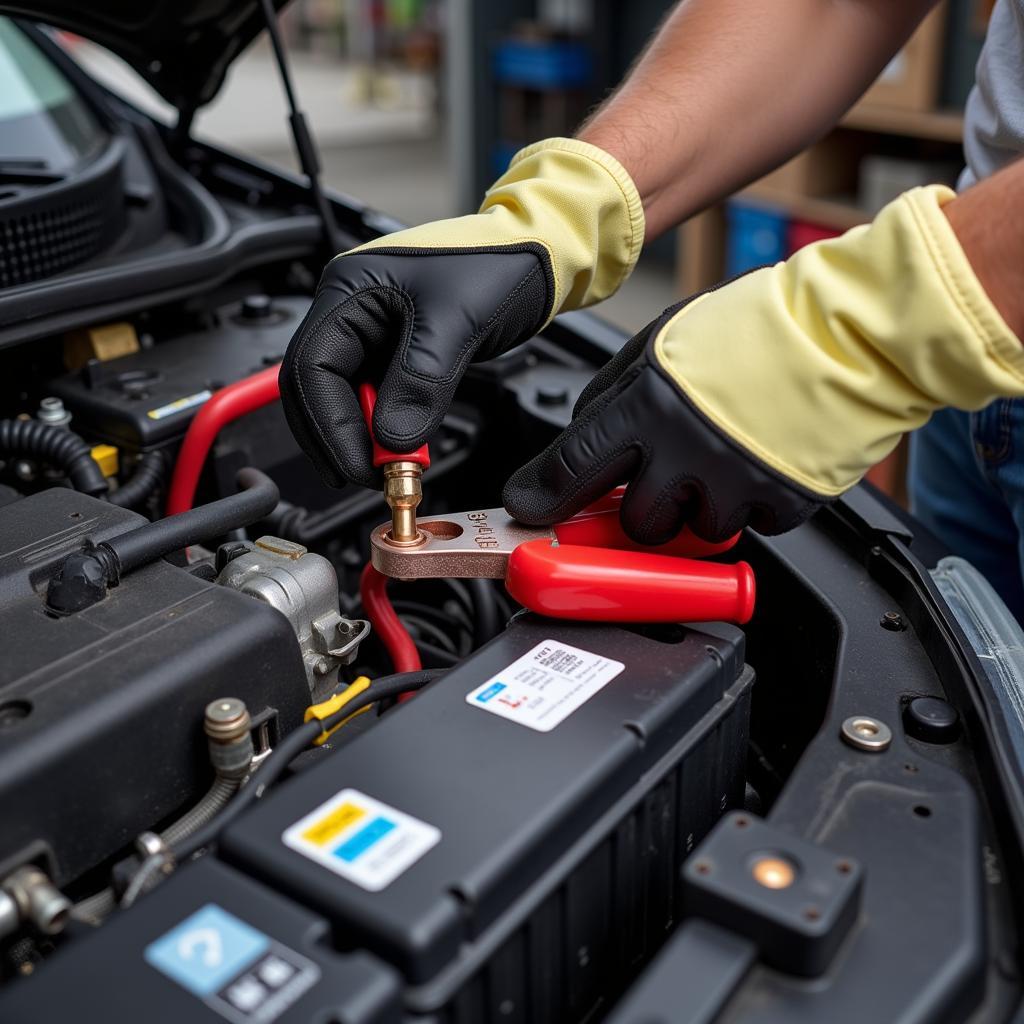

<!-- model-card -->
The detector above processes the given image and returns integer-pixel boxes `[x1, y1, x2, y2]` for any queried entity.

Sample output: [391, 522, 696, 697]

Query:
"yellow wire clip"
[304, 675, 373, 746]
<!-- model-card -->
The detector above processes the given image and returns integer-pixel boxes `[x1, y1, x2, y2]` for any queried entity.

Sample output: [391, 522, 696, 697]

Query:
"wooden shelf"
[737, 185, 870, 231]
[840, 101, 963, 142]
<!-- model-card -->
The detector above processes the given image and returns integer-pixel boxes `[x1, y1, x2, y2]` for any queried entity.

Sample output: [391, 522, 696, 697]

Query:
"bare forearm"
[945, 158, 1024, 340]
[579, 0, 936, 239]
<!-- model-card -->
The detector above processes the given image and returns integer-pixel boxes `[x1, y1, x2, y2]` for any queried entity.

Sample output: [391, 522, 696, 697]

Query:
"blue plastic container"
[725, 201, 788, 277]
[493, 39, 593, 90]
[492, 141, 520, 178]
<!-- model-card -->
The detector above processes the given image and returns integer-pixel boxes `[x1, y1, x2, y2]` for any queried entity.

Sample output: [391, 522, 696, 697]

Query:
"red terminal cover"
[505, 540, 756, 625]
[357, 382, 431, 469]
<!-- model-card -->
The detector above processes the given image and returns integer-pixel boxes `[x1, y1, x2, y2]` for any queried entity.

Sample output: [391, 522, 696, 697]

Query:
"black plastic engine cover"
[0, 488, 309, 885]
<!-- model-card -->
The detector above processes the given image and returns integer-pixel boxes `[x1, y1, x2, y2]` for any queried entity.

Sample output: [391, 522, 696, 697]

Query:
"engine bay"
[0, 13, 1023, 1024]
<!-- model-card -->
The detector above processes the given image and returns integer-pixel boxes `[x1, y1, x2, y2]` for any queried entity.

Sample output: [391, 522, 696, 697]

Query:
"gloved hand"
[505, 185, 1024, 543]
[280, 138, 643, 487]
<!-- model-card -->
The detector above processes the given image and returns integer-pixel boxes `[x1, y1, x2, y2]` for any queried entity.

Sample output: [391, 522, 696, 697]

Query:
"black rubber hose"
[107, 450, 166, 510]
[99, 468, 278, 580]
[0, 419, 107, 497]
[468, 578, 503, 649]
[413, 640, 460, 667]
[171, 668, 445, 860]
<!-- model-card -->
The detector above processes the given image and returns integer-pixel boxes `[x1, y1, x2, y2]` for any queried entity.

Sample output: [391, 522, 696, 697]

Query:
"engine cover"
[0, 488, 310, 886]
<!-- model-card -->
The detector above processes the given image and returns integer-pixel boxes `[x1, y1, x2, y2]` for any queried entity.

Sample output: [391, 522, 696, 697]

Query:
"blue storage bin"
[725, 201, 788, 277]
[491, 141, 521, 179]
[493, 40, 592, 90]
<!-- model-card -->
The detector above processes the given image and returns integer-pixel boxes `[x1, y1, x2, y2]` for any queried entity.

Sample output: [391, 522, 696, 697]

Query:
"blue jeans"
[909, 400, 1024, 622]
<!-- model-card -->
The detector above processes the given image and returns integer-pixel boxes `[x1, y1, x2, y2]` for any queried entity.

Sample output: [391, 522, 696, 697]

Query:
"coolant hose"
[100, 467, 278, 580]
[107, 450, 166, 510]
[0, 419, 107, 497]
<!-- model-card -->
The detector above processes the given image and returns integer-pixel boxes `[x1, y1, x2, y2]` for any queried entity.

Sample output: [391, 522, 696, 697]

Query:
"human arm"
[579, 0, 939, 238]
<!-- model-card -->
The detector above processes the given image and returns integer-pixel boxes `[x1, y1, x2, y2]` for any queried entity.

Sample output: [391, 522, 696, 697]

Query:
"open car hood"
[3, 0, 288, 111]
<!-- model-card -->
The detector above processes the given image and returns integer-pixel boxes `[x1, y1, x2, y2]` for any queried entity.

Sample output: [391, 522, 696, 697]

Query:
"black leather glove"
[279, 138, 643, 487]
[503, 294, 828, 544]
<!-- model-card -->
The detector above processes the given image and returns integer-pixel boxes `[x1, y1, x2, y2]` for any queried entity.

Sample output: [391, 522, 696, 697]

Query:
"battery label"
[283, 788, 440, 891]
[144, 904, 319, 1024]
[146, 390, 212, 420]
[465, 639, 625, 732]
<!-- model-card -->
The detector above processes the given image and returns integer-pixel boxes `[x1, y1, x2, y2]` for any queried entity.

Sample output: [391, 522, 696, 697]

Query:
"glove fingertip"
[502, 480, 562, 526]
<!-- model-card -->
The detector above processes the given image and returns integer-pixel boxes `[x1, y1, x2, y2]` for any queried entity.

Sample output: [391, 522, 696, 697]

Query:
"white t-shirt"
[960, 0, 1024, 188]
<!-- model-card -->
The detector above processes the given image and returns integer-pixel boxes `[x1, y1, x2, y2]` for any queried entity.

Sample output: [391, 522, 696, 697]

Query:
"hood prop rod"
[257, 0, 345, 257]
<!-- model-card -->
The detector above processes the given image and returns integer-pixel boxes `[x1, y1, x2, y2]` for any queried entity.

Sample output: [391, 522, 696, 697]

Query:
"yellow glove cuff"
[496, 137, 645, 313]
[352, 138, 644, 325]
[657, 185, 1024, 497]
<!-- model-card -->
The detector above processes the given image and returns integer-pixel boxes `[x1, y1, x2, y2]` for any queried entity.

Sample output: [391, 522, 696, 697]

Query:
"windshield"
[0, 18, 106, 173]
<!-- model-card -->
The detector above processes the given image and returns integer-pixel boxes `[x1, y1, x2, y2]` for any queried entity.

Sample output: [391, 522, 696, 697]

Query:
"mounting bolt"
[37, 397, 71, 428]
[880, 611, 907, 632]
[841, 715, 892, 752]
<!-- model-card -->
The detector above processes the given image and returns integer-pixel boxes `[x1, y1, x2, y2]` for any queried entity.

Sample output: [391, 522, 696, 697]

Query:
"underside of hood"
[3, 0, 289, 112]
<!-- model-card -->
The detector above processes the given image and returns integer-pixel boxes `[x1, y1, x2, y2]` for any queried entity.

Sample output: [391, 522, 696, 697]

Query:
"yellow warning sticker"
[300, 801, 366, 847]
[284, 788, 441, 891]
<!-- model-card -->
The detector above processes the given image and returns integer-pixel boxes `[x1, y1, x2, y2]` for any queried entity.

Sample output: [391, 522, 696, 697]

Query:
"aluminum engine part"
[216, 536, 369, 699]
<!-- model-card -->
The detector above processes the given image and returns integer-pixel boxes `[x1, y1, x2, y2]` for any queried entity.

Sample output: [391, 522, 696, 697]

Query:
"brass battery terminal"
[358, 382, 430, 546]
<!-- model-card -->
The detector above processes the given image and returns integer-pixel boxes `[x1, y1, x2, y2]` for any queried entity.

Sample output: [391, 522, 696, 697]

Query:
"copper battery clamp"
[370, 507, 552, 579]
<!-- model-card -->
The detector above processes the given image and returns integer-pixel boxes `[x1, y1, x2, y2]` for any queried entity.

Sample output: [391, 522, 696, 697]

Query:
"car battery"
[0, 858, 402, 1024]
[221, 616, 754, 1023]
[47, 295, 309, 452]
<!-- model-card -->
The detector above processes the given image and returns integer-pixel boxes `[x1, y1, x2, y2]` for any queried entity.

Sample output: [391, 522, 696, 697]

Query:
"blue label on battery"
[145, 904, 270, 997]
[475, 682, 506, 703]
[333, 816, 396, 862]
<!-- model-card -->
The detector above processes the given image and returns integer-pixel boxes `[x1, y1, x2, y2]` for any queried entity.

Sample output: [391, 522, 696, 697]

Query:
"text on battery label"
[283, 788, 441, 891]
[465, 639, 625, 732]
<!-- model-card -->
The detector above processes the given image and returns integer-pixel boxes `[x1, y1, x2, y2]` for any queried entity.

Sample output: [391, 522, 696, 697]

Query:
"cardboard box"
[756, 131, 864, 198]
[858, 154, 961, 214]
[861, 2, 947, 111]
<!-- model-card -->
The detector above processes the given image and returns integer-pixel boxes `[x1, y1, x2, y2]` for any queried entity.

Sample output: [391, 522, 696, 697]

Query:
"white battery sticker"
[282, 788, 440, 892]
[146, 389, 212, 420]
[465, 639, 625, 732]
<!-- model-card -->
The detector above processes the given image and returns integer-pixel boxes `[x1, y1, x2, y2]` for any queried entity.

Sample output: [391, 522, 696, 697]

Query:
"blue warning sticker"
[146, 905, 268, 996]
[144, 904, 319, 1024]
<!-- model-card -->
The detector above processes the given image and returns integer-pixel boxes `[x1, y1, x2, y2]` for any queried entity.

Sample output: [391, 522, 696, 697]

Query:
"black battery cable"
[167, 668, 445, 864]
